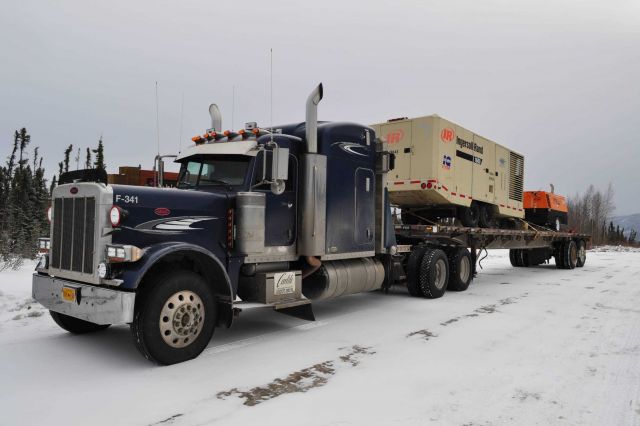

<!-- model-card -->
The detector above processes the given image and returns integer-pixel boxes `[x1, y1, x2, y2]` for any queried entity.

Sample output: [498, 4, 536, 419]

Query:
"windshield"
[177, 155, 251, 189]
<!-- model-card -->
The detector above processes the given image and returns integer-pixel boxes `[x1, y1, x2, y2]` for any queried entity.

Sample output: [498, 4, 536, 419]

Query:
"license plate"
[62, 287, 76, 303]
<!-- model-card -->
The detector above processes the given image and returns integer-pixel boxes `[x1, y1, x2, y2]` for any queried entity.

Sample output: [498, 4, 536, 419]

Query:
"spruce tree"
[93, 137, 106, 171]
[85, 148, 92, 169]
[63, 144, 73, 173]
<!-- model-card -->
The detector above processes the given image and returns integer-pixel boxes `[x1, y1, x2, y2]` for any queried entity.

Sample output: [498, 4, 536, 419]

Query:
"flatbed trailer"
[393, 223, 590, 280]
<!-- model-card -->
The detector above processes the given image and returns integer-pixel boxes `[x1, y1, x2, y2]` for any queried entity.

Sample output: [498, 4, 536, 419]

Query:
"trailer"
[31, 83, 590, 365]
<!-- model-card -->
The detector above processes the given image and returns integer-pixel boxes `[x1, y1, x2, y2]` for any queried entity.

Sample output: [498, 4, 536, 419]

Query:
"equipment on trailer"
[523, 187, 568, 231]
[371, 115, 525, 228]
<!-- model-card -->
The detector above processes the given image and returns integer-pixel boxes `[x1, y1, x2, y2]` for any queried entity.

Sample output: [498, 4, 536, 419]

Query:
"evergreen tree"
[0, 128, 49, 269]
[49, 175, 57, 195]
[63, 144, 73, 173]
[93, 137, 105, 171]
[85, 148, 92, 169]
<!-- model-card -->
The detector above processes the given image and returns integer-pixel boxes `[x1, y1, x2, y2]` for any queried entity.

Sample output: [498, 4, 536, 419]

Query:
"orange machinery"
[523, 190, 568, 231]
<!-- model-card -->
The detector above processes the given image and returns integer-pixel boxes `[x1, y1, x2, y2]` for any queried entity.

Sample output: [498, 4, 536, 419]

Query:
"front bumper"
[32, 273, 135, 325]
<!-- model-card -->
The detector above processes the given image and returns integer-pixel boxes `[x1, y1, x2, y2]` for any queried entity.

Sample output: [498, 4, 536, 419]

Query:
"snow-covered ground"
[1, 249, 639, 426]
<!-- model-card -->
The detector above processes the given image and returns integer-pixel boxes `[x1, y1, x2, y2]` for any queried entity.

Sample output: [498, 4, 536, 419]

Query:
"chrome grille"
[50, 197, 96, 274]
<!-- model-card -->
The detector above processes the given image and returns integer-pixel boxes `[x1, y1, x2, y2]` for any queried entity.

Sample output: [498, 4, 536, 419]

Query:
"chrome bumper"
[32, 273, 135, 325]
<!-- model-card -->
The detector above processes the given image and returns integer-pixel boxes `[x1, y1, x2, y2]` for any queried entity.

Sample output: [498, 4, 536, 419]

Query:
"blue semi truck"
[32, 84, 589, 364]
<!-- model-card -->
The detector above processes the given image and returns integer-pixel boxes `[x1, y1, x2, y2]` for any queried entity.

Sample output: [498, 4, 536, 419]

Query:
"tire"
[554, 245, 564, 269]
[131, 270, 217, 365]
[447, 248, 473, 291]
[509, 249, 521, 267]
[518, 249, 531, 267]
[50, 311, 110, 334]
[414, 248, 449, 299]
[576, 240, 586, 267]
[562, 240, 578, 269]
[478, 204, 495, 228]
[406, 245, 429, 297]
[458, 203, 480, 228]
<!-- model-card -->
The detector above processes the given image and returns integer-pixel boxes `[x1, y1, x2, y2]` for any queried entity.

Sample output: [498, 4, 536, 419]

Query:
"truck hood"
[110, 185, 230, 248]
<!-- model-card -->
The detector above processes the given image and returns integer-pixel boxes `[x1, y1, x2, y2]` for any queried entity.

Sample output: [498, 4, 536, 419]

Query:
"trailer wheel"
[406, 246, 429, 297]
[415, 248, 450, 299]
[131, 270, 217, 365]
[576, 240, 587, 267]
[562, 240, 578, 269]
[518, 249, 531, 267]
[50, 311, 110, 334]
[447, 248, 472, 291]
[478, 204, 495, 228]
[509, 249, 521, 267]
[458, 203, 480, 228]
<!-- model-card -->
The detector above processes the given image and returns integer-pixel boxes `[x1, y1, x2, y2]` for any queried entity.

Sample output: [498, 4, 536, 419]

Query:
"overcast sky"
[1, 0, 639, 214]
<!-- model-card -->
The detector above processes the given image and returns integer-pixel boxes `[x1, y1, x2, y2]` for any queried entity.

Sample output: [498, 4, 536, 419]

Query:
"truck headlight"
[105, 244, 144, 263]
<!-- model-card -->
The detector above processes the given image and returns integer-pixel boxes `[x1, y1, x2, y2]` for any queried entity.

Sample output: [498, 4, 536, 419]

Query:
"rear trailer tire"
[563, 240, 578, 269]
[50, 311, 110, 334]
[576, 240, 587, 267]
[518, 249, 531, 267]
[458, 203, 480, 228]
[447, 248, 473, 291]
[131, 271, 217, 365]
[509, 249, 521, 267]
[554, 245, 564, 269]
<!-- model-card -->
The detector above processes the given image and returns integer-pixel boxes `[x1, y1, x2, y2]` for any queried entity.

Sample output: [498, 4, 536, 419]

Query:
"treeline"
[567, 184, 637, 246]
[0, 128, 107, 270]
[0, 129, 49, 270]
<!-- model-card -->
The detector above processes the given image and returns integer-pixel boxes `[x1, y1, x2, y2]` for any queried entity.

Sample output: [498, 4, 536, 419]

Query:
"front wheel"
[131, 271, 217, 365]
[50, 311, 110, 334]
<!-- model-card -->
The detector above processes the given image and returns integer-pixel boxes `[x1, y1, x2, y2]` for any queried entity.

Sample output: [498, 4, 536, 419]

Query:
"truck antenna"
[270, 48, 274, 144]
[232, 85, 236, 130]
[155, 81, 161, 159]
[178, 91, 184, 151]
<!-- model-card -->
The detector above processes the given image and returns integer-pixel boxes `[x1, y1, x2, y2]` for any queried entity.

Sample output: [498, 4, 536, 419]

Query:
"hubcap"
[434, 259, 447, 290]
[159, 290, 205, 348]
[459, 256, 470, 283]
[578, 245, 586, 263]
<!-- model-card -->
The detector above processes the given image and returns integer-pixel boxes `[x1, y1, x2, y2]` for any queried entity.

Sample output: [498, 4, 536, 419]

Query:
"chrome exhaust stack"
[305, 83, 323, 154]
[299, 83, 326, 257]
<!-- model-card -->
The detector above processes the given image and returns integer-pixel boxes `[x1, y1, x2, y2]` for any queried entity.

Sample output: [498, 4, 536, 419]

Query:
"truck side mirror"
[263, 146, 289, 195]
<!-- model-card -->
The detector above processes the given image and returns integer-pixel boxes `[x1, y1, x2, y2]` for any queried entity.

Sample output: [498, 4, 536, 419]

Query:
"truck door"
[380, 121, 412, 181]
[252, 151, 297, 246]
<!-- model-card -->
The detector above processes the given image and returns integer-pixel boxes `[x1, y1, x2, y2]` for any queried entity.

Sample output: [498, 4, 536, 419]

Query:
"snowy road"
[1, 249, 639, 425]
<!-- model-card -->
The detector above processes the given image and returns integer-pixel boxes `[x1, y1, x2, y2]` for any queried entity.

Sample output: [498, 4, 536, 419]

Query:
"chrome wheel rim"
[434, 259, 447, 290]
[578, 244, 586, 263]
[159, 290, 205, 348]
[459, 256, 470, 283]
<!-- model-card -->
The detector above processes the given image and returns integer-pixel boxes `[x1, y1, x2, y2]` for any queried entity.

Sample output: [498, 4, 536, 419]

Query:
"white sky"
[1, 0, 639, 213]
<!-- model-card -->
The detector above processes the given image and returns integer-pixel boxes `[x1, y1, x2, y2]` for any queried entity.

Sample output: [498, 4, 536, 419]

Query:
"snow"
[1, 251, 640, 425]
